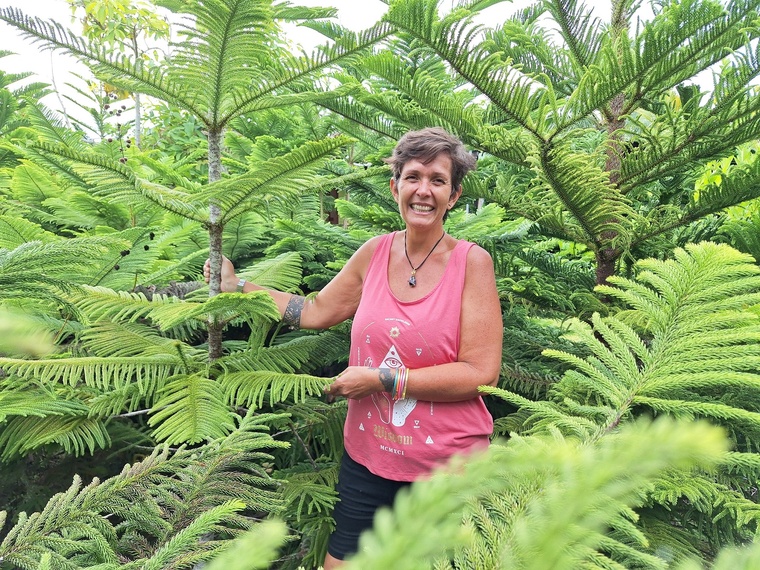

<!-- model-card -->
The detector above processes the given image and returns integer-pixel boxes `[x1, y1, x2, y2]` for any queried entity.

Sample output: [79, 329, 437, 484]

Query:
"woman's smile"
[391, 154, 458, 228]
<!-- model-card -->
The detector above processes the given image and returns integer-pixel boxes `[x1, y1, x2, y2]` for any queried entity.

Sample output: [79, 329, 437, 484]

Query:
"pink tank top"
[343, 232, 493, 481]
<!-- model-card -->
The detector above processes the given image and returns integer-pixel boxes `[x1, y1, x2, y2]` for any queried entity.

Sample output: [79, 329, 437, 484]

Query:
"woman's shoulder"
[355, 232, 392, 254]
[464, 241, 492, 259]
[461, 241, 496, 276]
[345, 232, 394, 273]
[367, 232, 395, 248]
[450, 238, 492, 263]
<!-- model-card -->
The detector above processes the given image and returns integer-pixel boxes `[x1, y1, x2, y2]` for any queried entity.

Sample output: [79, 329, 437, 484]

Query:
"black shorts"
[327, 451, 410, 560]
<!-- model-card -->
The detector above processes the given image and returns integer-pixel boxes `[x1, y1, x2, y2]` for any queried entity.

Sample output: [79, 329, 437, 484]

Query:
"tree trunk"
[596, 1, 631, 286]
[134, 93, 142, 148]
[131, 33, 142, 148]
[326, 188, 339, 225]
[207, 128, 224, 361]
[595, 251, 617, 287]
[598, 92, 626, 286]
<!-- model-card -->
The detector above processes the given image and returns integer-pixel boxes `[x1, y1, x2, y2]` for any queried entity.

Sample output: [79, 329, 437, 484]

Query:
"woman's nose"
[415, 178, 433, 194]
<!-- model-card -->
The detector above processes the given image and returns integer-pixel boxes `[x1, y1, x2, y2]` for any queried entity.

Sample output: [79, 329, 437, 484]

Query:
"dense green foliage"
[1, 0, 760, 568]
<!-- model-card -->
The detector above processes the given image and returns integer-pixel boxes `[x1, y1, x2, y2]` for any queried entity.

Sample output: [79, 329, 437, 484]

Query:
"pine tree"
[334, 0, 760, 286]
[0, 2, 387, 564]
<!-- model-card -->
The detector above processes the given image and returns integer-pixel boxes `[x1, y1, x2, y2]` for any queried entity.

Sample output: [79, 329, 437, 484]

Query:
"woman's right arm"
[204, 237, 379, 330]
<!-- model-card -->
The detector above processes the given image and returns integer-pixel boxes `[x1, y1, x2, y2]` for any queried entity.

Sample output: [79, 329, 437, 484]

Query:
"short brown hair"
[384, 127, 476, 196]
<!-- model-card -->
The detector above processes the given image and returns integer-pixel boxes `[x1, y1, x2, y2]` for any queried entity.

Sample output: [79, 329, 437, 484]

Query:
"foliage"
[354, 417, 728, 570]
[328, 0, 760, 288]
[0, 52, 50, 141]
[485, 241, 760, 561]
[0, 412, 288, 568]
[0, 2, 386, 565]
[150, 419, 760, 570]
[65, 0, 171, 144]
[67, 0, 170, 49]
[0, 307, 54, 356]
[2, 1, 760, 569]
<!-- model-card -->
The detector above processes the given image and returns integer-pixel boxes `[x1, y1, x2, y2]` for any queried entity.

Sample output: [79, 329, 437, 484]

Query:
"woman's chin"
[403, 213, 442, 229]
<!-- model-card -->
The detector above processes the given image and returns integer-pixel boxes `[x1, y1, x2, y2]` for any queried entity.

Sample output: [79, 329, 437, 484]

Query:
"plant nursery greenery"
[1, 0, 760, 568]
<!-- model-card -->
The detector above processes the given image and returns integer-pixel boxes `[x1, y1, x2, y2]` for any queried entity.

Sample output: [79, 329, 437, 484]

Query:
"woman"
[204, 127, 503, 568]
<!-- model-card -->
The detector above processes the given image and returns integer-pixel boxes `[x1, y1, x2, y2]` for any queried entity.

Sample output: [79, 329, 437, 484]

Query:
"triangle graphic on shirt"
[425, 436, 434, 444]
[367, 412, 372, 418]
[416, 348, 422, 356]
[381, 345, 404, 369]
[359, 423, 365, 431]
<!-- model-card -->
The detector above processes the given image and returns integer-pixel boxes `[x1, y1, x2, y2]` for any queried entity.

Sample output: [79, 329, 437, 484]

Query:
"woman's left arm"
[325, 245, 503, 402]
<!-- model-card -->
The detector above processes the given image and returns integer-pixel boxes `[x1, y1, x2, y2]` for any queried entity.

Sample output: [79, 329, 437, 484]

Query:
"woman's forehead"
[400, 154, 453, 176]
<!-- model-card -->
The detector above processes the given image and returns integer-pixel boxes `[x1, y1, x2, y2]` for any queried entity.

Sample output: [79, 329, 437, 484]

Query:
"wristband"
[236, 278, 246, 292]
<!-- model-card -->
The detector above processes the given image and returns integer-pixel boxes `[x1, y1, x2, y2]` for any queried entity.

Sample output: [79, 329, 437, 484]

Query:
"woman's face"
[390, 154, 461, 231]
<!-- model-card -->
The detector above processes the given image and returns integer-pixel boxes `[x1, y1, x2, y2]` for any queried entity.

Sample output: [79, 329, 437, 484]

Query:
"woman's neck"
[404, 227, 445, 252]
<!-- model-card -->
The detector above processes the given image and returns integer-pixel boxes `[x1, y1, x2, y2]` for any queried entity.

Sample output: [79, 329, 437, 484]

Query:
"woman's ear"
[448, 185, 463, 209]
[390, 177, 399, 203]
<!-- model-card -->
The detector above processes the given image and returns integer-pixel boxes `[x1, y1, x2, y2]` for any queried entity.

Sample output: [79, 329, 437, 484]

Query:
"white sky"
[0, 0, 520, 130]
[0, 0, 393, 76]
[3, 1, 679, 132]
[0, 0, 387, 124]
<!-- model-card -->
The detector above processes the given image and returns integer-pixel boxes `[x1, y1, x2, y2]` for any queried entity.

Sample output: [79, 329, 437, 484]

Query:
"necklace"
[404, 231, 445, 287]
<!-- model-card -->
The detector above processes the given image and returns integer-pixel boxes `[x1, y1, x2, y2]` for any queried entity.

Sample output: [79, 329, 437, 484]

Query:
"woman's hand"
[325, 367, 384, 400]
[203, 255, 240, 292]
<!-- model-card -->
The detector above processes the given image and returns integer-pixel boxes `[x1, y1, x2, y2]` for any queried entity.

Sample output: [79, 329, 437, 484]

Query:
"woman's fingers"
[324, 369, 346, 401]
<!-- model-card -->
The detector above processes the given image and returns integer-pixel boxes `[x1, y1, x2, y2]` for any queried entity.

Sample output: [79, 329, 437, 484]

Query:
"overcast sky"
[0, 0, 389, 121]
[0, 0, 516, 130]
[0, 0, 521, 130]
[0, 0, 393, 72]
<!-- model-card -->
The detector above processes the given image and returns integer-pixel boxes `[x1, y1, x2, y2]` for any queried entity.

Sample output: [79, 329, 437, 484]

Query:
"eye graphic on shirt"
[371, 344, 417, 425]
[380, 345, 403, 370]
[376, 344, 417, 425]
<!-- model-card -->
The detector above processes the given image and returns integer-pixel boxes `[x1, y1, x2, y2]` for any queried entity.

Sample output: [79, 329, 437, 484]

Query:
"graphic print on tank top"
[346, 236, 493, 479]
[370, 344, 418, 426]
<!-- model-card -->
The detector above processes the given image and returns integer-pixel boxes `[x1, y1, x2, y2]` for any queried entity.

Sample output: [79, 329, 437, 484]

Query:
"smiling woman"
[204, 126, 504, 568]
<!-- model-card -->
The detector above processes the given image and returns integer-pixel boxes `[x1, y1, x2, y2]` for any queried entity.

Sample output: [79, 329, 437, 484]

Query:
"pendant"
[408, 271, 417, 287]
